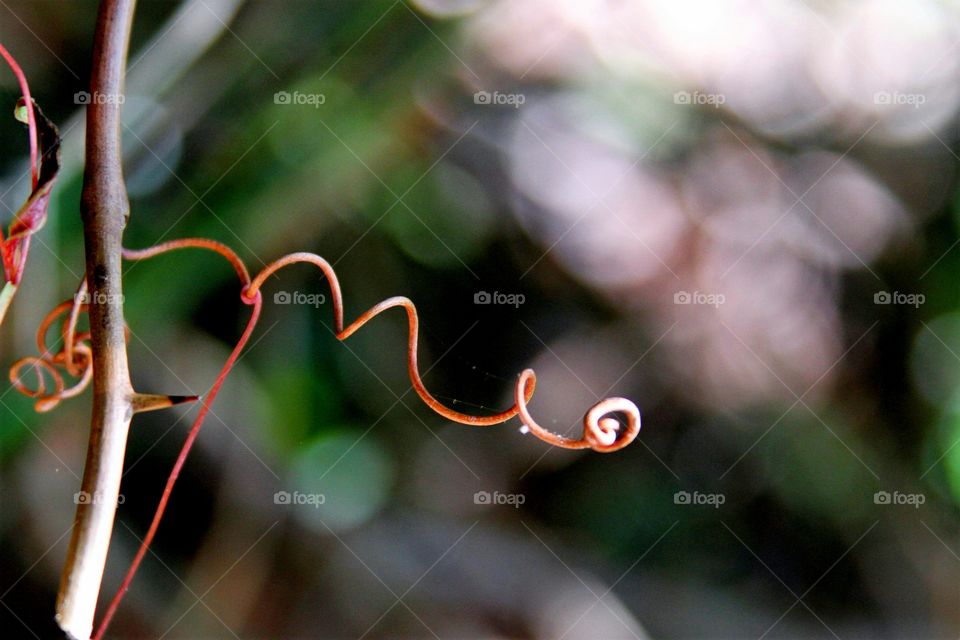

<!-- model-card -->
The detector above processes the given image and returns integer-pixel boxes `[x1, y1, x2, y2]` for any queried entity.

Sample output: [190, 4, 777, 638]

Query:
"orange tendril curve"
[242, 252, 539, 425]
[5, 237, 640, 639]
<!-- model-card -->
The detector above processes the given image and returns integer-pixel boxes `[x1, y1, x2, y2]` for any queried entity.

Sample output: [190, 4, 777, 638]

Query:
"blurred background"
[2, 0, 960, 638]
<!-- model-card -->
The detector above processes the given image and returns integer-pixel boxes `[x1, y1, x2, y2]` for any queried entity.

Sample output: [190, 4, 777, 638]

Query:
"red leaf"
[1, 98, 60, 284]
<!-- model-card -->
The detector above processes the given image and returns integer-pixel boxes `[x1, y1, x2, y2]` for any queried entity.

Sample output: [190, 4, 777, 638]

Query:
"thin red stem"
[0, 43, 38, 189]
[92, 293, 262, 640]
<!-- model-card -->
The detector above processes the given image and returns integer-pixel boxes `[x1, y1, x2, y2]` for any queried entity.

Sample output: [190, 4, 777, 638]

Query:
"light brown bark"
[56, 1, 136, 637]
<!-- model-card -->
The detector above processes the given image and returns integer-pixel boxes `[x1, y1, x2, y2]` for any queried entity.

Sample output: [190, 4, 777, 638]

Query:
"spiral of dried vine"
[514, 369, 640, 452]
[9, 286, 93, 412]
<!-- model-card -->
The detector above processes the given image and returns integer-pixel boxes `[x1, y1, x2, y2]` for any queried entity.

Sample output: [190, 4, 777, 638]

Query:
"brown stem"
[56, 1, 137, 638]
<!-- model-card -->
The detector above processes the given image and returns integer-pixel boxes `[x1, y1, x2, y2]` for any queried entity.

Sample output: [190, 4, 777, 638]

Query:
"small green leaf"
[13, 100, 28, 125]
[0, 281, 17, 326]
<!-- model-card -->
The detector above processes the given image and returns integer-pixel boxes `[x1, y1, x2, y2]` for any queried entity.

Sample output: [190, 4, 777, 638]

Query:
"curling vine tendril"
[11, 238, 641, 449]
[7, 237, 640, 640]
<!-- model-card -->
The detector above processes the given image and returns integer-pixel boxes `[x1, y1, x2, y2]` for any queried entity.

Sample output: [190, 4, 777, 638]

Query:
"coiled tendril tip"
[515, 369, 641, 453]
